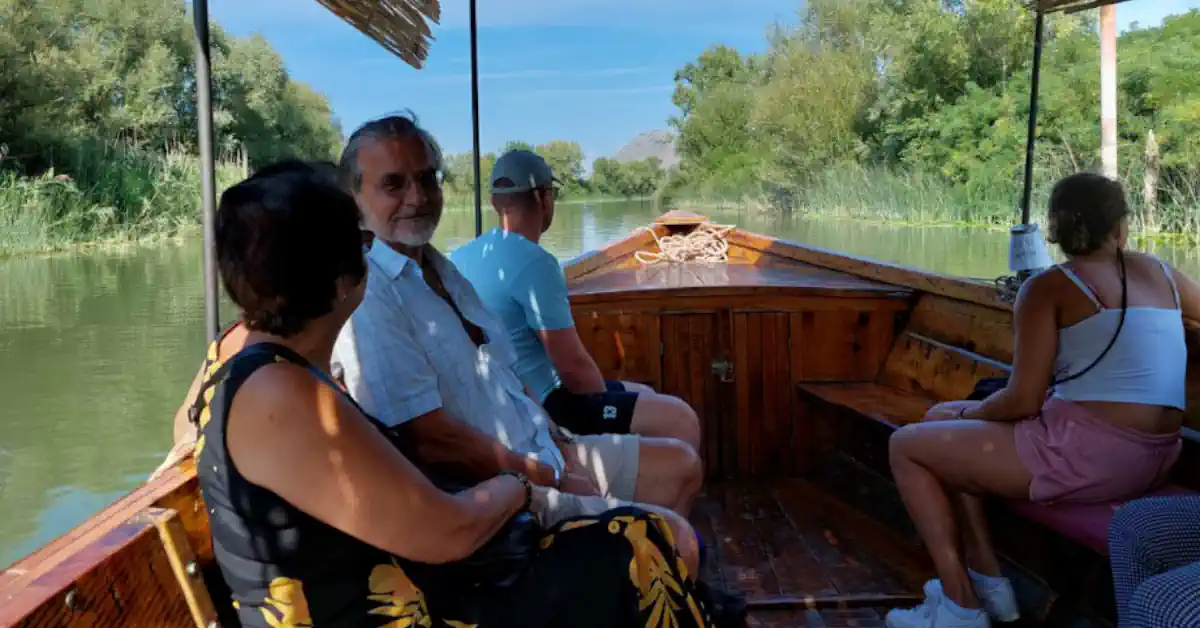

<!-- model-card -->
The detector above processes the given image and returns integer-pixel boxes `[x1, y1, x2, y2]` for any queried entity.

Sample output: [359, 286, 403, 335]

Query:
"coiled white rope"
[634, 221, 736, 265]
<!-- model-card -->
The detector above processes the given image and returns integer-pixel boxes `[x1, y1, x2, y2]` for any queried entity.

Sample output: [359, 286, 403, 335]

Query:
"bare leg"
[888, 419, 1032, 609]
[955, 493, 1004, 577]
[634, 437, 703, 516]
[621, 381, 703, 452]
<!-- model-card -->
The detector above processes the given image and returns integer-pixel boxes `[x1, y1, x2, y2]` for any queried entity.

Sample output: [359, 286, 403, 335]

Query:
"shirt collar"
[369, 239, 452, 281]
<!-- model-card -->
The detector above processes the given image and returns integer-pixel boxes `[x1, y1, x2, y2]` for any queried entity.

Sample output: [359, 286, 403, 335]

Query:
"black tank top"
[194, 343, 715, 628]
[195, 343, 444, 627]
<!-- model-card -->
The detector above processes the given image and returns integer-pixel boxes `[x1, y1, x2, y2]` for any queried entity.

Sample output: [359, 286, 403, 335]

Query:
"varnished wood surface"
[561, 226, 664, 282]
[799, 383, 936, 428]
[693, 480, 930, 617]
[570, 261, 912, 300]
[4, 515, 195, 628]
[878, 332, 1009, 401]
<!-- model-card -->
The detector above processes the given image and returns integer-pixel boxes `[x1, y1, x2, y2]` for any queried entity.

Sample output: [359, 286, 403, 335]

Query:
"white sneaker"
[886, 580, 991, 628]
[970, 571, 1020, 623]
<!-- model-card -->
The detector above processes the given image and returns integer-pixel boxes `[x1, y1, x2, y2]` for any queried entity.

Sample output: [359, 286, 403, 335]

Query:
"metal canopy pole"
[469, 0, 483, 237]
[193, 0, 219, 344]
[1019, 10, 1046, 227]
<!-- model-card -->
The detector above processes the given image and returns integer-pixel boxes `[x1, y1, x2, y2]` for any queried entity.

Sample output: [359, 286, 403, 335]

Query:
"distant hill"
[612, 130, 679, 169]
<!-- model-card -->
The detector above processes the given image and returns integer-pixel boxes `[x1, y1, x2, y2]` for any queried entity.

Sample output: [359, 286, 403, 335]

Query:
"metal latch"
[711, 358, 734, 383]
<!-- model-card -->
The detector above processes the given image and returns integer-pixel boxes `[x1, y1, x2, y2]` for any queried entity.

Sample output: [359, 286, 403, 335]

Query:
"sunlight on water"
[3, 200, 1200, 566]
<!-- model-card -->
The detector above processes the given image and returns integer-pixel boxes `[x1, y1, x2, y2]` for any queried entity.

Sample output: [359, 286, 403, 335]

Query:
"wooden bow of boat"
[5, 213, 1200, 627]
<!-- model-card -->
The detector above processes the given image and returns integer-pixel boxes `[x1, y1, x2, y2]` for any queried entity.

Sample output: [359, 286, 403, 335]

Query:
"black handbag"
[969, 250, 1129, 402]
[195, 342, 543, 589]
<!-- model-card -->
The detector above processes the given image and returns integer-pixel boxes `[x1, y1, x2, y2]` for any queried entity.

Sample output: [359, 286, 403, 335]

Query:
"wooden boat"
[1, 0, 1175, 626]
[4, 211, 1200, 627]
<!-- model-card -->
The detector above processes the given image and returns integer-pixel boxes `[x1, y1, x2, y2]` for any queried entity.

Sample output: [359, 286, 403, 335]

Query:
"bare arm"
[537, 327, 606, 394]
[148, 360, 209, 479]
[229, 364, 527, 565]
[1172, 265, 1200, 328]
[965, 273, 1058, 421]
[171, 361, 207, 445]
[400, 408, 560, 488]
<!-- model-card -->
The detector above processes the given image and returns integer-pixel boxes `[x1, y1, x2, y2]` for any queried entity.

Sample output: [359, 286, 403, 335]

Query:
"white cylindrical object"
[1009, 224, 1054, 272]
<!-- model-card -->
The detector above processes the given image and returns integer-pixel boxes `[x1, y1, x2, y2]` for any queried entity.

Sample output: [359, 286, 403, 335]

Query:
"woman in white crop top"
[885, 173, 1200, 628]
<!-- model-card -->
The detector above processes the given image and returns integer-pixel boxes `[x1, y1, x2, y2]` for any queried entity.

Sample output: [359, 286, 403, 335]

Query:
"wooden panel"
[735, 312, 753, 478]
[572, 310, 661, 387]
[878, 333, 1009, 401]
[151, 508, 218, 628]
[790, 309, 899, 382]
[660, 313, 725, 479]
[716, 309, 739, 479]
[7, 515, 194, 628]
[0, 464, 203, 616]
[905, 295, 1014, 364]
[153, 478, 211, 566]
[799, 383, 936, 428]
[720, 312, 799, 477]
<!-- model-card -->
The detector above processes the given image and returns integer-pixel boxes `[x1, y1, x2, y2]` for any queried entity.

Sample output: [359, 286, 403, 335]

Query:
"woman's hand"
[923, 400, 981, 422]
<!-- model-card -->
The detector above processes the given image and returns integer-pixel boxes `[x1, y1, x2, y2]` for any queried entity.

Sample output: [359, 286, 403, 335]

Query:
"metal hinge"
[711, 358, 734, 383]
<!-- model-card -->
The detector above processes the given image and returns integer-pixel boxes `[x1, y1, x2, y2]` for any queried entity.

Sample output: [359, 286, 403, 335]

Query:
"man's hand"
[559, 471, 601, 496]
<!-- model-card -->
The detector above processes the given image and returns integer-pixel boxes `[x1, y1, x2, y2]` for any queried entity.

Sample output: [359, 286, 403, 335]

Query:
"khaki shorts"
[535, 433, 640, 528]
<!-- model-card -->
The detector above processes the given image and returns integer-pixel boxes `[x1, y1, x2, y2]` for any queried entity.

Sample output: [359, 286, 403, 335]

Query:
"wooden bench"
[797, 294, 1196, 624]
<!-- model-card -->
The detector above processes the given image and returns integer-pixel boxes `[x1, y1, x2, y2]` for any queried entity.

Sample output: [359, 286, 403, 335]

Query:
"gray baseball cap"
[490, 149, 560, 194]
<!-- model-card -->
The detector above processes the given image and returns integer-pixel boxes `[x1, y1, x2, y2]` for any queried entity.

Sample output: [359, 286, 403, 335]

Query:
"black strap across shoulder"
[1051, 247, 1128, 386]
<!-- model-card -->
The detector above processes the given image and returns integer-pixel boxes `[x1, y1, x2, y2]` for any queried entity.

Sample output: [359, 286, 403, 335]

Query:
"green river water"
[3, 200, 1200, 567]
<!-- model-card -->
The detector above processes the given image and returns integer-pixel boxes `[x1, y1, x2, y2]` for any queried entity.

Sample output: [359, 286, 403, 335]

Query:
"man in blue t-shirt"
[450, 149, 701, 451]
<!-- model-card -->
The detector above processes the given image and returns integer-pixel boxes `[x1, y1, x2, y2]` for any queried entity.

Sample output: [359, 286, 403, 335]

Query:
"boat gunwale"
[0, 463, 198, 621]
[560, 221, 1009, 312]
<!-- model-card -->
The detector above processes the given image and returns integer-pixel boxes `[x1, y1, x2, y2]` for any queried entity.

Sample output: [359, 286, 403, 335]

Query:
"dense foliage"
[0, 0, 342, 254]
[442, 140, 667, 203]
[668, 0, 1200, 232]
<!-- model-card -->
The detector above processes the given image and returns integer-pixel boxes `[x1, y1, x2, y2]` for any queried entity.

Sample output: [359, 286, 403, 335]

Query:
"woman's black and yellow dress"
[194, 342, 713, 628]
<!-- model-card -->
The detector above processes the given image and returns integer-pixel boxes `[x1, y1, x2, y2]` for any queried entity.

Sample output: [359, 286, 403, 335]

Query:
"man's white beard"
[393, 219, 438, 247]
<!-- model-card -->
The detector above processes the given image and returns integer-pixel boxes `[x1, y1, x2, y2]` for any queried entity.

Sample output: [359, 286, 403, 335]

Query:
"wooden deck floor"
[692, 479, 934, 627]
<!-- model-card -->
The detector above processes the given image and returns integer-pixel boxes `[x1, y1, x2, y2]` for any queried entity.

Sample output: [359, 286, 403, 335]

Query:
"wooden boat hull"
[5, 214, 1197, 626]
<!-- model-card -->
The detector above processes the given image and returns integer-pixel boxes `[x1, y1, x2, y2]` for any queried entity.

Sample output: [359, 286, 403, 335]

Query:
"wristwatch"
[551, 465, 562, 489]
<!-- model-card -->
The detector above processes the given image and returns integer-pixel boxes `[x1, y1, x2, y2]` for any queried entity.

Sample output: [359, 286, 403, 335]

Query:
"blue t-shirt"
[450, 228, 573, 402]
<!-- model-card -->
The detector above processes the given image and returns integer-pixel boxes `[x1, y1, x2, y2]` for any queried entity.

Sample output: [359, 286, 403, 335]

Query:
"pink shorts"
[1014, 397, 1182, 504]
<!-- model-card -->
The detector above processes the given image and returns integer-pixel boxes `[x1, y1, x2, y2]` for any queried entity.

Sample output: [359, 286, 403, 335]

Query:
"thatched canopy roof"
[312, 0, 441, 68]
[1031, 0, 1137, 13]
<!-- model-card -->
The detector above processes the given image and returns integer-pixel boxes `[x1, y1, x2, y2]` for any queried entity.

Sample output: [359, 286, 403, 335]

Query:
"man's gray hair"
[339, 111, 444, 192]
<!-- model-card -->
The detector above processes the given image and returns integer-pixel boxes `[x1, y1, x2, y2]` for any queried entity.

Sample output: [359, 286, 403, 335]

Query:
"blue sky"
[210, 0, 1199, 164]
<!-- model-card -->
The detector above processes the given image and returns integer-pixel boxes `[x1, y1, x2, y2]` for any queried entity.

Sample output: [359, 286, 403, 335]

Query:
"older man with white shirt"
[329, 114, 703, 571]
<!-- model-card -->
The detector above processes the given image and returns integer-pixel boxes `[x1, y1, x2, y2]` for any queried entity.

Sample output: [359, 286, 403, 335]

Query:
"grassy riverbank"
[0, 147, 247, 259]
[675, 166, 1200, 243]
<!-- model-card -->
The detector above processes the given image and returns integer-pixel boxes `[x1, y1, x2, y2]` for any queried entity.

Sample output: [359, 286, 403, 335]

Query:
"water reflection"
[3, 201, 1200, 566]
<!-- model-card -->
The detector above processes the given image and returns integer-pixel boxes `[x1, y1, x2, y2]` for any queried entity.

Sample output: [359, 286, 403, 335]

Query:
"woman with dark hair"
[150, 161, 334, 479]
[885, 173, 1200, 628]
[196, 165, 712, 627]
